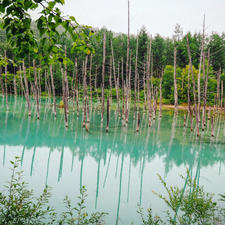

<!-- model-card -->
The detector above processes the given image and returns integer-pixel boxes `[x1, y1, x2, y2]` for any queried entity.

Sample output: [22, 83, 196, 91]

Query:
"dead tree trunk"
[186, 35, 199, 136]
[33, 60, 40, 119]
[75, 59, 79, 116]
[187, 64, 191, 114]
[89, 54, 93, 108]
[146, 38, 152, 126]
[101, 31, 106, 123]
[173, 46, 178, 114]
[106, 96, 110, 133]
[109, 57, 113, 105]
[61, 66, 68, 127]
[134, 36, 138, 118]
[50, 64, 56, 118]
[159, 70, 163, 117]
[4, 51, 8, 110]
[216, 68, 221, 111]
[23, 61, 31, 117]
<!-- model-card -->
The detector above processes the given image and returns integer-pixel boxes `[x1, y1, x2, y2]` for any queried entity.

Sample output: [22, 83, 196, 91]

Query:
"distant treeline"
[0, 25, 225, 104]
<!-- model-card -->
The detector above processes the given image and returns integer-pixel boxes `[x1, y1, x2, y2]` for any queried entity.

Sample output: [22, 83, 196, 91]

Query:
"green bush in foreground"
[1, 157, 225, 225]
[139, 170, 224, 225]
[0, 157, 106, 225]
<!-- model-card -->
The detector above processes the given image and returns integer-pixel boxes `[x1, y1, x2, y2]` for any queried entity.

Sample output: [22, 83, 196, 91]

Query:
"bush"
[0, 157, 107, 225]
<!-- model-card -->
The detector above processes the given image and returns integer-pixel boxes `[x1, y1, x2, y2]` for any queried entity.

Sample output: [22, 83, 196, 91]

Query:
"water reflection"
[1, 96, 225, 225]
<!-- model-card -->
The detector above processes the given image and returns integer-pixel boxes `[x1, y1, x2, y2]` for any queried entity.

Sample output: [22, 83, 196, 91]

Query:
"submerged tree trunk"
[23, 61, 31, 117]
[4, 51, 8, 110]
[89, 54, 93, 108]
[106, 96, 110, 133]
[159, 70, 163, 117]
[173, 46, 178, 114]
[186, 35, 199, 136]
[134, 36, 138, 118]
[61, 66, 68, 127]
[101, 31, 106, 123]
[33, 60, 40, 119]
[50, 64, 56, 118]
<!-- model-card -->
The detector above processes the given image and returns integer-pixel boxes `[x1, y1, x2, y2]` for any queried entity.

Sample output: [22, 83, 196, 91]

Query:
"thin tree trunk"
[216, 68, 221, 111]
[101, 31, 106, 123]
[134, 37, 139, 118]
[159, 70, 163, 117]
[187, 64, 191, 114]
[4, 51, 8, 110]
[61, 66, 68, 127]
[106, 96, 110, 133]
[23, 61, 31, 116]
[173, 46, 178, 114]
[109, 57, 113, 105]
[50, 64, 56, 118]
[186, 35, 199, 136]
[33, 60, 40, 119]
[89, 54, 93, 108]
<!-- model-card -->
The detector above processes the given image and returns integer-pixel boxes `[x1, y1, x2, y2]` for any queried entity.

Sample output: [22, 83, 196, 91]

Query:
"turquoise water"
[0, 96, 225, 224]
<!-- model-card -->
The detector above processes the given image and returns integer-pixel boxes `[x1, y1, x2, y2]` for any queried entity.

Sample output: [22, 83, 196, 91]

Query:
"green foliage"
[137, 205, 162, 225]
[0, 157, 107, 225]
[0, 0, 94, 62]
[0, 157, 56, 224]
[59, 186, 107, 225]
[153, 170, 219, 225]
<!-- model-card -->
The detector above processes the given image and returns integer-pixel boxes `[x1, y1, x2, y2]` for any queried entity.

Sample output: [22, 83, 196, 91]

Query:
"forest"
[0, 18, 225, 102]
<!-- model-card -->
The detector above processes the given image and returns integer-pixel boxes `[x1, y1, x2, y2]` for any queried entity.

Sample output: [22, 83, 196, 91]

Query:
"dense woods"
[0, 25, 225, 106]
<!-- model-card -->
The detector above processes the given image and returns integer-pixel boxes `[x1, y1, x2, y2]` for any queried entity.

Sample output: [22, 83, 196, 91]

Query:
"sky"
[34, 0, 225, 37]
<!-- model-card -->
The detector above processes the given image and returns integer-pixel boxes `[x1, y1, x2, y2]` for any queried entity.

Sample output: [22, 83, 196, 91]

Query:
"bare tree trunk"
[221, 80, 223, 109]
[109, 57, 113, 105]
[146, 38, 152, 126]
[75, 59, 79, 116]
[173, 46, 178, 114]
[64, 47, 69, 115]
[134, 36, 138, 118]
[23, 61, 31, 117]
[0, 67, 4, 97]
[19, 66, 25, 97]
[94, 65, 98, 102]
[49, 64, 56, 118]
[4, 51, 8, 110]
[89, 54, 93, 108]
[202, 51, 206, 130]
[38, 69, 41, 99]
[86, 95, 90, 123]
[159, 70, 163, 117]
[72, 58, 76, 111]
[61, 66, 68, 127]
[126, 0, 130, 93]
[211, 116, 214, 137]
[106, 96, 110, 132]
[101, 32, 106, 123]
[216, 68, 221, 111]
[111, 40, 119, 114]
[187, 64, 191, 114]
[83, 96, 86, 128]
[33, 60, 40, 119]
[136, 111, 140, 132]
[116, 61, 120, 115]
[186, 35, 199, 136]
[13, 65, 17, 97]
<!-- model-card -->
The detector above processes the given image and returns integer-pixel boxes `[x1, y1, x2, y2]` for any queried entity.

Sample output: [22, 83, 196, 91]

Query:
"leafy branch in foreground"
[0, 0, 94, 61]
[59, 186, 107, 225]
[0, 156, 56, 224]
[152, 169, 219, 225]
[0, 157, 107, 225]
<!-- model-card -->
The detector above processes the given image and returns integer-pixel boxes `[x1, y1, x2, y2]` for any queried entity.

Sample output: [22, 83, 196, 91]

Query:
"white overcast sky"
[35, 0, 225, 37]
